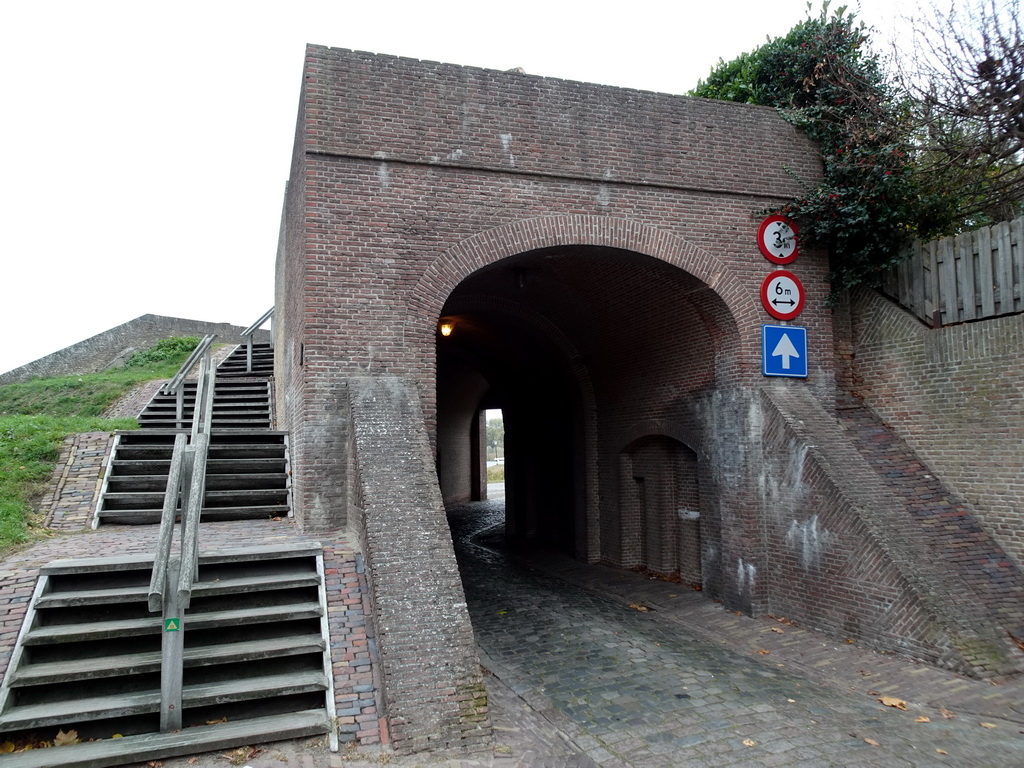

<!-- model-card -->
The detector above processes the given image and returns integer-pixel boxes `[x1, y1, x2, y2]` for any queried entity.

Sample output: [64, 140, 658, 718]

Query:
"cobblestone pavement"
[448, 500, 1024, 768]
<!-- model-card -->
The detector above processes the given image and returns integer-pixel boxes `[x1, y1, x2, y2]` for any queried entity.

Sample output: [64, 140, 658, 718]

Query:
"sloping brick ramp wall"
[761, 385, 1024, 678]
[346, 376, 491, 755]
[838, 398, 1024, 643]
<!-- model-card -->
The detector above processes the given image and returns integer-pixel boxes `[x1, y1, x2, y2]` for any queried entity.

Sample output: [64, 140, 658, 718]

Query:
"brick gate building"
[275, 47, 1024, 754]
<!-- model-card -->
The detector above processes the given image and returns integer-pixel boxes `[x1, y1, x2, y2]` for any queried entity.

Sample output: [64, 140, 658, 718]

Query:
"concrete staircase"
[0, 545, 334, 767]
[95, 343, 290, 526]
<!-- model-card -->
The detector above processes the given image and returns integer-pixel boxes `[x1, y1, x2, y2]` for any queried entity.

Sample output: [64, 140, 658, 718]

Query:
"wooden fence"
[881, 216, 1023, 326]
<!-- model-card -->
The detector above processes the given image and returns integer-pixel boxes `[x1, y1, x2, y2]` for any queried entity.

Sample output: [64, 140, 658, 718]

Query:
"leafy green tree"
[691, 2, 946, 298]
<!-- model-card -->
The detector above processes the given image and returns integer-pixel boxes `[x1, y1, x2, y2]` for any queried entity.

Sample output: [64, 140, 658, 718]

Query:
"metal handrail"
[241, 308, 274, 374]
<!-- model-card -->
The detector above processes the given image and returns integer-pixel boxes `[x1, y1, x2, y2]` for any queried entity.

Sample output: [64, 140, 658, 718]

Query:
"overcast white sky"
[0, 0, 918, 374]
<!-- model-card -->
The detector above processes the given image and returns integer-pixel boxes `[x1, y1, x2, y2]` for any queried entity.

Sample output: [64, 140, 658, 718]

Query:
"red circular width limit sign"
[760, 270, 805, 321]
[758, 215, 799, 264]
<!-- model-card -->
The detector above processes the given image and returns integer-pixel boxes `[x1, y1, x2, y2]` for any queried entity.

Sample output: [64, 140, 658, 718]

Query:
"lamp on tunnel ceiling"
[438, 319, 455, 337]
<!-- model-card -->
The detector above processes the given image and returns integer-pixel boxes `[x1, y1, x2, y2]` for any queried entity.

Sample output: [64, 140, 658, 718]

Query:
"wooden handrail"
[161, 334, 217, 396]
[241, 308, 274, 374]
[150, 344, 218, 731]
[148, 433, 187, 613]
[241, 307, 274, 337]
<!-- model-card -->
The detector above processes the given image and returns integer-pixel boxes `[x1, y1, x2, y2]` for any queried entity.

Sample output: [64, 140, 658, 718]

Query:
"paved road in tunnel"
[448, 499, 1024, 768]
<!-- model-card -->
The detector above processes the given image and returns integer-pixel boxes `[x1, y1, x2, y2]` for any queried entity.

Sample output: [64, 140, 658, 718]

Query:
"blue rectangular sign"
[762, 325, 808, 378]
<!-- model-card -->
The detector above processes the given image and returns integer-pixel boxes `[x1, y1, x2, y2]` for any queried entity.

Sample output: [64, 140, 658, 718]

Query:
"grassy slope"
[0, 340, 202, 551]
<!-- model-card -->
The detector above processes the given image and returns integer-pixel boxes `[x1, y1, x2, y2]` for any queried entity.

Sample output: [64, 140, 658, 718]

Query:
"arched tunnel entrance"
[434, 244, 743, 576]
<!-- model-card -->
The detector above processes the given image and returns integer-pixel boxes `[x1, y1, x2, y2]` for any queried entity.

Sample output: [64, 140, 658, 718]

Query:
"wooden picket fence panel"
[881, 216, 1024, 326]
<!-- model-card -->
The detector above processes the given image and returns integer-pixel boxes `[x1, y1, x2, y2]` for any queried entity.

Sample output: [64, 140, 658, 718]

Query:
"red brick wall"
[275, 45, 848, 750]
[847, 288, 1024, 567]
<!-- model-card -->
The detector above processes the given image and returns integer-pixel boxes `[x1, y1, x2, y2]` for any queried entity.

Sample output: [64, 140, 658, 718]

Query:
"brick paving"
[37, 431, 115, 530]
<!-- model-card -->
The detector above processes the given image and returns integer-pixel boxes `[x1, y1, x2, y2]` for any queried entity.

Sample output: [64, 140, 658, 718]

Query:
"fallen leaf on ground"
[770, 627, 784, 634]
[864, 738, 880, 746]
[939, 708, 955, 719]
[743, 739, 756, 747]
[979, 722, 998, 729]
[915, 716, 931, 723]
[206, 717, 228, 725]
[878, 696, 908, 710]
[936, 748, 948, 755]
[629, 603, 649, 612]
[53, 730, 80, 747]
[757, 649, 771, 655]
[867, 689, 880, 696]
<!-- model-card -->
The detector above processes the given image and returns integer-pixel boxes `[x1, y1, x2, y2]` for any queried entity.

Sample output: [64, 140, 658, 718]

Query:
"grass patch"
[486, 464, 505, 483]
[0, 336, 202, 551]
[0, 415, 137, 548]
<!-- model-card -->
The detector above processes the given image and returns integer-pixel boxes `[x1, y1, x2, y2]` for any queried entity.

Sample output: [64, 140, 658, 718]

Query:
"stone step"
[0, 709, 329, 768]
[10, 633, 325, 685]
[23, 601, 322, 645]
[0, 670, 327, 732]
[34, 570, 318, 609]
[96, 505, 291, 525]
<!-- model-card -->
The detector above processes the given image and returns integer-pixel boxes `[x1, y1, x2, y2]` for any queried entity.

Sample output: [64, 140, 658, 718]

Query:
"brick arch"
[402, 214, 756, 364]
[617, 420, 703, 457]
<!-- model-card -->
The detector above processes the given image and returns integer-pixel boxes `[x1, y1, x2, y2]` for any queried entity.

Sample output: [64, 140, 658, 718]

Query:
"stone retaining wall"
[0, 315, 270, 384]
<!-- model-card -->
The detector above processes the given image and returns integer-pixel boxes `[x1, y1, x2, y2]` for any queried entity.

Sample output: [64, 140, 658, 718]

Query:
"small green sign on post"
[164, 617, 181, 632]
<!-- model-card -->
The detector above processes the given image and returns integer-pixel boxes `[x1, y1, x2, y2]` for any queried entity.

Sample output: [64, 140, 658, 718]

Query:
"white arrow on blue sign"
[762, 325, 808, 378]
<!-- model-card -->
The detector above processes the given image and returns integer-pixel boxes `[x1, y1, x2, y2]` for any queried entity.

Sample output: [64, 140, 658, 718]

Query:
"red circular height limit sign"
[760, 270, 805, 321]
[758, 215, 799, 264]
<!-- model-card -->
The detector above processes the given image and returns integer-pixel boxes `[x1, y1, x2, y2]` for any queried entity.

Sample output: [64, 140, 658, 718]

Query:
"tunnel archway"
[431, 236, 749, 572]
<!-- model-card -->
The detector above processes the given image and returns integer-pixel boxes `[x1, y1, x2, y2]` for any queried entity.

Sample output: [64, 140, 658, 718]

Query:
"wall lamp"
[439, 320, 454, 337]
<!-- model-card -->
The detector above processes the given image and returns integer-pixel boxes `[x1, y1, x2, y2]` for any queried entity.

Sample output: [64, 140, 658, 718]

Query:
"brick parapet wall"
[0, 315, 270, 385]
[301, 47, 821, 199]
[846, 288, 1024, 567]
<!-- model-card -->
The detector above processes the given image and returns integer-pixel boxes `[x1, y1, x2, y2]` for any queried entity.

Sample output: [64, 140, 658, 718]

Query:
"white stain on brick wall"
[377, 162, 390, 187]
[760, 441, 809, 522]
[785, 514, 837, 570]
[499, 133, 516, 167]
[736, 558, 756, 594]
